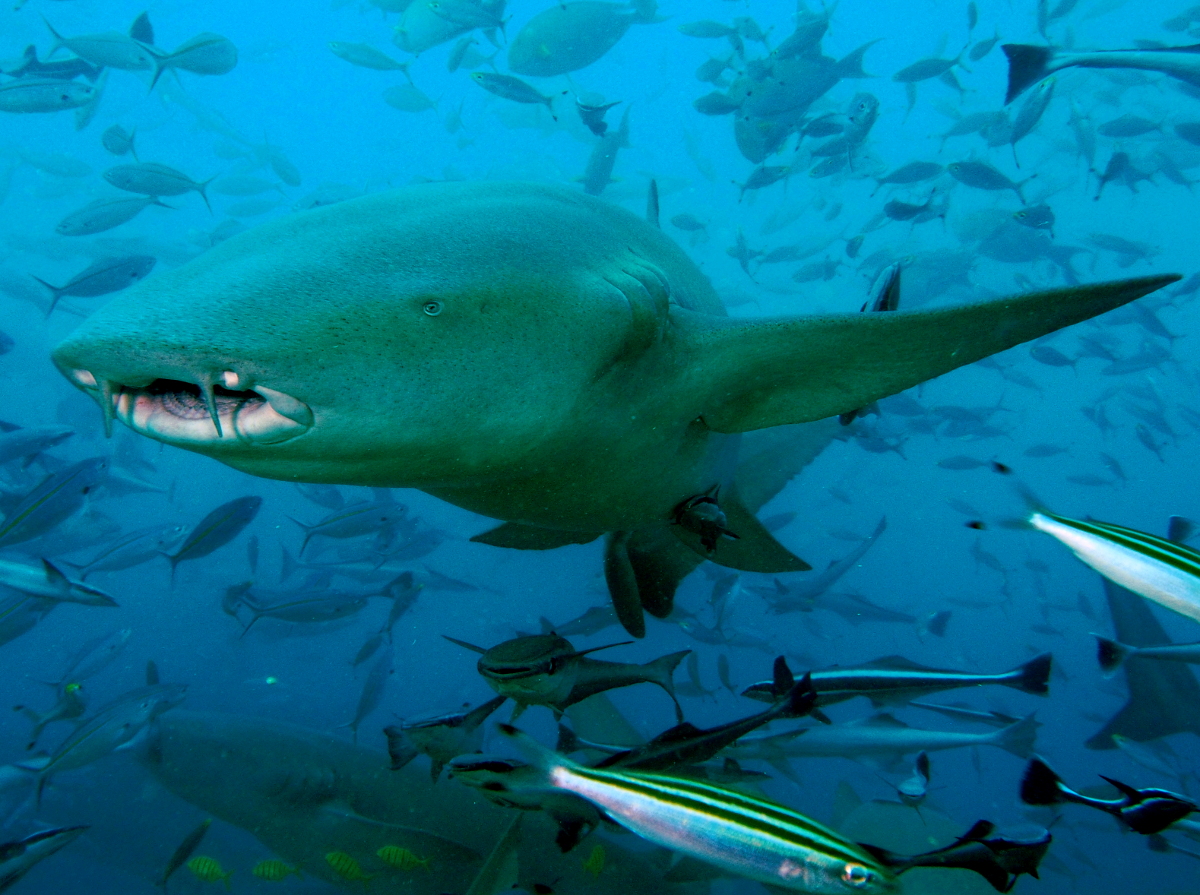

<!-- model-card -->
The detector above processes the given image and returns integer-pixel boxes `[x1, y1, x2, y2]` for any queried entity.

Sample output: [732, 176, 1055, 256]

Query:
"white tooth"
[72, 369, 97, 388]
[221, 371, 240, 389]
[254, 386, 313, 427]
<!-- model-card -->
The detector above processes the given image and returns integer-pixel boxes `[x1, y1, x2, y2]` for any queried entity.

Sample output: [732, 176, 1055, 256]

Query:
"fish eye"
[842, 864, 873, 888]
[422, 300, 443, 316]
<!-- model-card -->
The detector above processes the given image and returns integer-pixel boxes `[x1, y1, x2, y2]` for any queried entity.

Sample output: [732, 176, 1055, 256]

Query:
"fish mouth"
[63, 368, 312, 446]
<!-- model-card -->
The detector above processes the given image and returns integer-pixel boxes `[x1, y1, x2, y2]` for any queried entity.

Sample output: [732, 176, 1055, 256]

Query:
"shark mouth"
[65, 368, 312, 446]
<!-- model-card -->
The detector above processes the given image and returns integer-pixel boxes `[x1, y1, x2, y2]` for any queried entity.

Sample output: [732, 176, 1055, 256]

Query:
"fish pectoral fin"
[679, 275, 1180, 433]
[669, 485, 811, 573]
[470, 522, 602, 550]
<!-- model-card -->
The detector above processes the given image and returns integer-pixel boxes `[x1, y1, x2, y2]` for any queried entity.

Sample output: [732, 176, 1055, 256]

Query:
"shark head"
[52, 182, 677, 490]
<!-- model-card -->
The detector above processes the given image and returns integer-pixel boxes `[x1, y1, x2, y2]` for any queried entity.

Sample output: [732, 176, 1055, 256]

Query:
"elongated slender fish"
[727, 712, 1038, 762]
[1028, 508, 1200, 625]
[157, 818, 212, 889]
[0, 826, 88, 890]
[1095, 636, 1200, 674]
[743, 653, 1051, 707]
[389, 694, 507, 780]
[447, 633, 688, 721]
[498, 725, 1047, 893]
[1004, 42, 1200, 104]
[0, 558, 117, 607]
[1021, 758, 1197, 834]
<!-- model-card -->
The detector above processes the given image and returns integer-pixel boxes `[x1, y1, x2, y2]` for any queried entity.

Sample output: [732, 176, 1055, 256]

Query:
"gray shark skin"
[50, 182, 1178, 632]
[1085, 578, 1200, 748]
[138, 710, 704, 894]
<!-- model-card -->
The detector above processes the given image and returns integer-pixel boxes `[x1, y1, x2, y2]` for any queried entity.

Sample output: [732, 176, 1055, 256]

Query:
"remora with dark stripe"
[742, 652, 1051, 706]
[1029, 510, 1200, 624]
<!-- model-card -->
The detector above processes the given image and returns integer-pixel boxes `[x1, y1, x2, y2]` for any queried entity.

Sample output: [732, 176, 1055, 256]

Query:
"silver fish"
[55, 195, 167, 236]
[0, 425, 73, 466]
[149, 33, 238, 88]
[71, 523, 189, 578]
[104, 162, 212, 211]
[0, 457, 109, 549]
[168, 496, 261, 576]
[0, 826, 88, 890]
[0, 79, 95, 113]
[32, 255, 156, 315]
[345, 646, 392, 742]
[43, 20, 155, 70]
[0, 558, 118, 607]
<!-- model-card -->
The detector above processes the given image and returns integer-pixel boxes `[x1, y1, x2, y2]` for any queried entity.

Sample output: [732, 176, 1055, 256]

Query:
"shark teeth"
[66, 371, 313, 446]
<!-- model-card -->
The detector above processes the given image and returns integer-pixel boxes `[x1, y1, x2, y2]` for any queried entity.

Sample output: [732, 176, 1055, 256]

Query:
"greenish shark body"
[50, 181, 1179, 633]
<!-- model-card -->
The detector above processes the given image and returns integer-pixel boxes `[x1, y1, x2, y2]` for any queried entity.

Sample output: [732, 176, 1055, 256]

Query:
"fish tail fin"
[915, 750, 930, 781]
[1019, 757, 1066, 805]
[42, 17, 66, 56]
[279, 544, 299, 582]
[779, 669, 818, 719]
[496, 724, 573, 783]
[649, 650, 690, 722]
[198, 177, 213, 214]
[1002, 44, 1054, 104]
[1094, 635, 1130, 676]
[994, 713, 1038, 758]
[1015, 652, 1052, 695]
[835, 38, 880, 78]
[30, 276, 61, 317]
[555, 722, 582, 754]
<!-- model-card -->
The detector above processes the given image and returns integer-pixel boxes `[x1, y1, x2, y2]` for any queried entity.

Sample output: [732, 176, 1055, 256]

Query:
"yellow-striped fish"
[1029, 509, 1200, 624]
[325, 851, 373, 883]
[582, 843, 605, 877]
[377, 844, 430, 871]
[186, 856, 232, 889]
[252, 859, 301, 881]
[497, 724, 1049, 893]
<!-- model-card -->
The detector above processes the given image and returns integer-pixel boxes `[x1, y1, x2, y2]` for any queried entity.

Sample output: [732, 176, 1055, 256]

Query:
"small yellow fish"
[325, 851, 373, 883]
[582, 843, 605, 877]
[377, 844, 430, 871]
[252, 859, 301, 881]
[186, 856, 232, 889]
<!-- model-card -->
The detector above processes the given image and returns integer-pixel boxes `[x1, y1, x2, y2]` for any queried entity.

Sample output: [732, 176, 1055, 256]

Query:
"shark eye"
[423, 300, 443, 316]
[842, 864, 872, 888]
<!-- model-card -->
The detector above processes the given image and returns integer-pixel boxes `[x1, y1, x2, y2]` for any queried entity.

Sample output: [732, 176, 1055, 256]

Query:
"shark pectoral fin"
[681, 275, 1180, 433]
[470, 523, 601, 550]
[669, 485, 811, 573]
[604, 532, 646, 638]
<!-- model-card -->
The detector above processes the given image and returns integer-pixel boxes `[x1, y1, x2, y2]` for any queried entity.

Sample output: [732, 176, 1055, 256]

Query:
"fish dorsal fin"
[569, 640, 634, 660]
[1098, 774, 1143, 800]
[1167, 515, 1196, 543]
[860, 655, 938, 672]
[683, 276, 1178, 433]
[650, 722, 705, 744]
[41, 559, 70, 590]
[862, 713, 908, 729]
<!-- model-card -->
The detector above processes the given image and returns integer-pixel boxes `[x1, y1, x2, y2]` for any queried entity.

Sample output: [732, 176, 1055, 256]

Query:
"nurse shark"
[51, 181, 1179, 634]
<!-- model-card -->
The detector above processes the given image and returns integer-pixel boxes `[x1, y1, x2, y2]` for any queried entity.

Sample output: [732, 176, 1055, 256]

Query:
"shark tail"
[992, 713, 1038, 758]
[1019, 757, 1066, 805]
[1095, 635, 1131, 675]
[1013, 652, 1052, 695]
[1002, 44, 1055, 104]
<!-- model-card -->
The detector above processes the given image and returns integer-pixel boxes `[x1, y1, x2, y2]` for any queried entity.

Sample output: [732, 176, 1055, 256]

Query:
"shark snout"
[52, 338, 313, 447]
